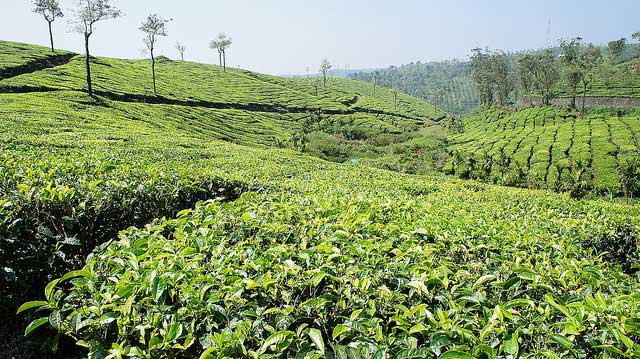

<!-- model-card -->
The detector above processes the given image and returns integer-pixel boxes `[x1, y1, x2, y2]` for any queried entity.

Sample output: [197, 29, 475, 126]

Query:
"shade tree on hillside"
[210, 33, 232, 71]
[32, 0, 64, 52]
[472, 47, 561, 107]
[560, 37, 583, 109]
[71, 0, 122, 97]
[489, 51, 513, 106]
[517, 54, 537, 106]
[175, 42, 186, 61]
[140, 14, 171, 94]
[320, 59, 332, 87]
[470, 48, 494, 106]
[607, 38, 627, 63]
[470, 48, 514, 107]
[531, 50, 561, 106]
[577, 44, 602, 115]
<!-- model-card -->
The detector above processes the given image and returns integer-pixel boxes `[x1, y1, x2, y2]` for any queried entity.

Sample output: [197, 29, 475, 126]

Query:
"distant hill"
[349, 61, 479, 114]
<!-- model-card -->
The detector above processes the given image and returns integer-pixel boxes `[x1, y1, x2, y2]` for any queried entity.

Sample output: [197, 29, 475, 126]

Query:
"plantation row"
[5, 114, 640, 357]
[447, 108, 640, 197]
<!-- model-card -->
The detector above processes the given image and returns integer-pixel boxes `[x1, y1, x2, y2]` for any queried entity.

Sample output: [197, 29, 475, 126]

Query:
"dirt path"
[518, 96, 640, 108]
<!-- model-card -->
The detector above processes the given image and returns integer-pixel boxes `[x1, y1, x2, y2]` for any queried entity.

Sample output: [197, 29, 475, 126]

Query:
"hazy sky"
[1, 0, 638, 75]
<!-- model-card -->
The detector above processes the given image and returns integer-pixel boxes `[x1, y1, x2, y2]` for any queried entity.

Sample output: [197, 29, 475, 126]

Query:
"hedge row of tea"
[11, 136, 640, 358]
[0, 41, 73, 79]
[446, 108, 640, 197]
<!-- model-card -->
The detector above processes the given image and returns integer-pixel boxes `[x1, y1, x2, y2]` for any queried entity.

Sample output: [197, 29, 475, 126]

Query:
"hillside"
[0, 40, 451, 170]
[1, 40, 640, 358]
[554, 59, 640, 100]
[447, 107, 640, 197]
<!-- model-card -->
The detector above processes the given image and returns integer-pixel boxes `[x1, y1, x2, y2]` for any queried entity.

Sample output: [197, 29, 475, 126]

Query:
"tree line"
[349, 61, 479, 114]
[30, 0, 234, 96]
[471, 33, 640, 114]
[31, 0, 338, 100]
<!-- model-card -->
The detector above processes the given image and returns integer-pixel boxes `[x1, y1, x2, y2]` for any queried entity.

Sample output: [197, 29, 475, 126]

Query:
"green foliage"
[620, 157, 640, 201]
[350, 61, 479, 114]
[3, 39, 640, 359]
[22, 182, 640, 358]
[448, 107, 640, 198]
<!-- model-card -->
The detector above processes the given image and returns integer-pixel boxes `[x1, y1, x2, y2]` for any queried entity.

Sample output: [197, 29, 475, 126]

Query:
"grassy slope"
[448, 107, 640, 195]
[0, 41, 444, 120]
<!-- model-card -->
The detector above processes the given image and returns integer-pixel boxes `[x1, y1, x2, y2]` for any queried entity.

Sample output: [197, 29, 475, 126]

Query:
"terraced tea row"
[447, 108, 640, 197]
[10, 139, 640, 358]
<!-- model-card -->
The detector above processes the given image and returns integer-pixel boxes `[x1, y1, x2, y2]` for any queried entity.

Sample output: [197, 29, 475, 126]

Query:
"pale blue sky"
[1, 0, 638, 74]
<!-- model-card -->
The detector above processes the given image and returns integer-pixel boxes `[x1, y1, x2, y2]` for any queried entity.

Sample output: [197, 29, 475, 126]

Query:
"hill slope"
[0, 40, 450, 169]
[447, 107, 640, 197]
[1, 40, 639, 358]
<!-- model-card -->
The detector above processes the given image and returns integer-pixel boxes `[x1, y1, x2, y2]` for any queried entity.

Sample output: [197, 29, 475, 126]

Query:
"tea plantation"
[447, 107, 640, 197]
[1, 40, 639, 358]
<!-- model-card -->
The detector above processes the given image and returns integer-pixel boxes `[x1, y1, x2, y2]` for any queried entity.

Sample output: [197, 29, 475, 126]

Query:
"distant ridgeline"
[349, 61, 480, 114]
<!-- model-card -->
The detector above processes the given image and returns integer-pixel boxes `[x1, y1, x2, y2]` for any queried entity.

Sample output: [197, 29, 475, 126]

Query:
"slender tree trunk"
[218, 51, 222, 67]
[223, 51, 226, 72]
[180, 52, 184, 61]
[84, 34, 93, 97]
[571, 83, 577, 109]
[151, 48, 157, 94]
[582, 82, 587, 118]
[48, 21, 54, 52]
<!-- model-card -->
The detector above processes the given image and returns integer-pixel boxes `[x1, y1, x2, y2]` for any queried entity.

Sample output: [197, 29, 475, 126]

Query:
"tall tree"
[319, 59, 332, 87]
[32, 0, 64, 52]
[532, 50, 561, 106]
[578, 44, 602, 116]
[209, 33, 232, 71]
[175, 42, 186, 61]
[470, 48, 494, 107]
[71, 0, 122, 97]
[607, 38, 627, 63]
[140, 14, 171, 94]
[517, 54, 537, 106]
[372, 70, 380, 95]
[488, 51, 513, 106]
[560, 37, 583, 109]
